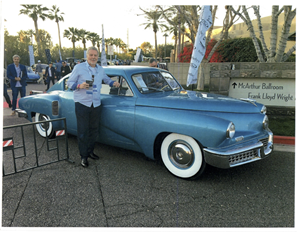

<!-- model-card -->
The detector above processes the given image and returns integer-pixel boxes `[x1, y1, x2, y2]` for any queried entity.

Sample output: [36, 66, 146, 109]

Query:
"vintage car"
[26, 66, 40, 83]
[16, 66, 273, 179]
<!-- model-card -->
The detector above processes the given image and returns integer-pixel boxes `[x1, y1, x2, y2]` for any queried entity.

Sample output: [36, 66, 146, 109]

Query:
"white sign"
[108, 45, 114, 55]
[187, 5, 212, 87]
[135, 48, 141, 62]
[229, 78, 295, 107]
[101, 24, 107, 66]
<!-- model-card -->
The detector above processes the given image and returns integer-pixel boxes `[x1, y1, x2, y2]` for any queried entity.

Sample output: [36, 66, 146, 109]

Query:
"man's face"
[87, 49, 98, 67]
[49, 64, 52, 68]
[62, 62, 66, 66]
[149, 61, 157, 67]
[13, 57, 20, 65]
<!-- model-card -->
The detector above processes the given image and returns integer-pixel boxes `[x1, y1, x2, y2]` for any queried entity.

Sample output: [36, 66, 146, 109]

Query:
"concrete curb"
[274, 135, 295, 145]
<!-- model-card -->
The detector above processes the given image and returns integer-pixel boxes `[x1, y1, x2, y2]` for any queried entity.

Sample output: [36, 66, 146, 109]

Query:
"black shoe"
[81, 158, 89, 167]
[89, 153, 99, 160]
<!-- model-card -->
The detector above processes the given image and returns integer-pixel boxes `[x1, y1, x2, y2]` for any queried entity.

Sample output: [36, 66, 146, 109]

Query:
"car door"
[98, 76, 139, 152]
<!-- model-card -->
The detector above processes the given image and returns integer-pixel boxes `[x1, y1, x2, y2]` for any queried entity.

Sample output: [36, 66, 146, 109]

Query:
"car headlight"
[261, 105, 267, 114]
[226, 122, 235, 139]
[263, 115, 269, 129]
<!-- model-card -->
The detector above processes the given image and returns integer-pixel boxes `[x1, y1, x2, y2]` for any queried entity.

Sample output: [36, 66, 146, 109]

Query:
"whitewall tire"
[161, 133, 206, 179]
[35, 113, 54, 138]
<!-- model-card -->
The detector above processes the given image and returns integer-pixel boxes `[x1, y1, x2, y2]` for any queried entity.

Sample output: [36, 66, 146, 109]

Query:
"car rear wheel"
[35, 113, 55, 138]
[161, 133, 206, 179]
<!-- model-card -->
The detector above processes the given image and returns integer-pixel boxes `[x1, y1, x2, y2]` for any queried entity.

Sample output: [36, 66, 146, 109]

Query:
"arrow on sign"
[232, 82, 237, 89]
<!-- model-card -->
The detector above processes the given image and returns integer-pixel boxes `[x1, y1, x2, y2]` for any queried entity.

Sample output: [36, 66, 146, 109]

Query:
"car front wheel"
[161, 133, 206, 179]
[35, 113, 54, 138]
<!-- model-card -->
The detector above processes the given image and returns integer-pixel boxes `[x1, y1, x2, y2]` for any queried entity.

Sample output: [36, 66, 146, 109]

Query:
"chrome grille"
[228, 149, 259, 166]
[260, 138, 268, 149]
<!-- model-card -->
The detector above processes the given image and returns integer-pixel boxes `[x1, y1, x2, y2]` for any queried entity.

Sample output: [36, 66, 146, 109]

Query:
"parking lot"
[2, 83, 295, 228]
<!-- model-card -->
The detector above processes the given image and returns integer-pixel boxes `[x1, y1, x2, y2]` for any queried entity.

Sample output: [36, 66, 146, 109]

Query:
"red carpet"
[3, 98, 19, 108]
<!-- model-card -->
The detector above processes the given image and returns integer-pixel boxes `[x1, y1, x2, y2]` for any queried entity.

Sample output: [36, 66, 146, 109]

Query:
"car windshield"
[132, 71, 180, 93]
[26, 66, 34, 73]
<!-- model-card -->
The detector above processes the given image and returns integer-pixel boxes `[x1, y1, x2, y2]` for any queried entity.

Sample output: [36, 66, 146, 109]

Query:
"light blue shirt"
[67, 61, 114, 107]
[14, 64, 22, 87]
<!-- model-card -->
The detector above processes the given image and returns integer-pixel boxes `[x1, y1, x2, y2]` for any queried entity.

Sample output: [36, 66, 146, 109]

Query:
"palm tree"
[63, 27, 79, 50]
[139, 7, 168, 59]
[19, 4, 49, 57]
[77, 29, 90, 49]
[48, 5, 64, 50]
[87, 32, 99, 47]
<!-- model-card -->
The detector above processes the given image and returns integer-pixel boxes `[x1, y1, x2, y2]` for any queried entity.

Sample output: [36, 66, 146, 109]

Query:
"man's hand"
[79, 82, 90, 89]
[113, 82, 120, 88]
[15, 77, 21, 81]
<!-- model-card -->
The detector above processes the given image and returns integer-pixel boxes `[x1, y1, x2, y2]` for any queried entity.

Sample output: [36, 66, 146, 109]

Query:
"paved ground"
[1, 83, 296, 229]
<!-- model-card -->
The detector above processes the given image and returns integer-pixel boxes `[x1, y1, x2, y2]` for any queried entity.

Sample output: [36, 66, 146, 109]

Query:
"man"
[149, 58, 168, 71]
[55, 60, 62, 81]
[61, 61, 71, 77]
[67, 46, 120, 168]
[36, 60, 43, 83]
[45, 63, 56, 91]
[7, 55, 28, 115]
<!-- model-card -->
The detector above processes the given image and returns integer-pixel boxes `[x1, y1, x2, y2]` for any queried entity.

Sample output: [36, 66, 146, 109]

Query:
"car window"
[102, 76, 133, 97]
[132, 72, 174, 93]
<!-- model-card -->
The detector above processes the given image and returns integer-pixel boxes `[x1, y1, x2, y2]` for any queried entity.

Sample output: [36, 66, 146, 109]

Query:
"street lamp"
[163, 33, 168, 62]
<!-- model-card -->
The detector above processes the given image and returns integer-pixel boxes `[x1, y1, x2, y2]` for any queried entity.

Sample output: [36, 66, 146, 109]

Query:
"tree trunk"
[34, 20, 41, 58]
[275, 7, 296, 62]
[154, 31, 157, 60]
[57, 21, 62, 50]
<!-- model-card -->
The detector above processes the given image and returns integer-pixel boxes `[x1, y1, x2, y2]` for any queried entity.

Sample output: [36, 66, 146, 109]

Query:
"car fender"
[19, 93, 62, 129]
[134, 106, 231, 160]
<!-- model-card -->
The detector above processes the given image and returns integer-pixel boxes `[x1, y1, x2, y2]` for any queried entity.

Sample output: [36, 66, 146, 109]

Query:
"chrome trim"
[203, 131, 273, 169]
[15, 109, 28, 118]
[240, 98, 257, 106]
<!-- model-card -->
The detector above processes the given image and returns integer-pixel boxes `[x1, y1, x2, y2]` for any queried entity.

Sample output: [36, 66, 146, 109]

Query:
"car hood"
[135, 90, 264, 114]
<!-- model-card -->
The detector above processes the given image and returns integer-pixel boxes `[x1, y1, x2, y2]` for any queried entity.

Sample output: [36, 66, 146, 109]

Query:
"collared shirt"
[48, 67, 52, 77]
[67, 61, 114, 107]
[14, 64, 22, 87]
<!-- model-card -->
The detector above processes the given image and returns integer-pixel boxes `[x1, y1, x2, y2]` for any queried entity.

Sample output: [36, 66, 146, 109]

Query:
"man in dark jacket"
[61, 61, 71, 77]
[7, 55, 28, 115]
[45, 63, 56, 91]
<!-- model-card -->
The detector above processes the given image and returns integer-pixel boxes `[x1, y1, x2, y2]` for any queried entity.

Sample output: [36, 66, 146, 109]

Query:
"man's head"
[149, 58, 157, 67]
[62, 61, 66, 66]
[87, 46, 99, 67]
[49, 63, 53, 68]
[13, 55, 20, 65]
[38, 60, 41, 63]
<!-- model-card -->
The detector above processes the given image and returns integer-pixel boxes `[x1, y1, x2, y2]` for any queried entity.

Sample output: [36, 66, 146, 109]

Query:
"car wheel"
[161, 133, 206, 179]
[35, 113, 55, 138]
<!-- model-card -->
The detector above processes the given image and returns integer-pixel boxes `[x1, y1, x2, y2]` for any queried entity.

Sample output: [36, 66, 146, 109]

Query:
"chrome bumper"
[15, 109, 28, 118]
[203, 131, 273, 169]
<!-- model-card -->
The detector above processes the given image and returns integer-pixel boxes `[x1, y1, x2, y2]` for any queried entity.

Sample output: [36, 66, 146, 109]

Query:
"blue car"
[17, 66, 273, 179]
[26, 66, 40, 83]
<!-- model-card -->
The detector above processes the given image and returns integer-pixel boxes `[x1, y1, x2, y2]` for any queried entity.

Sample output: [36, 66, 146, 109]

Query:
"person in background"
[3, 83, 12, 108]
[55, 60, 62, 81]
[45, 63, 56, 91]
[149, 58, 168, 71]
[36, 60, 44, 83]
[61, 61, 71, 77]
[7, 55, 28, 115]
[67, 46, 120, 168]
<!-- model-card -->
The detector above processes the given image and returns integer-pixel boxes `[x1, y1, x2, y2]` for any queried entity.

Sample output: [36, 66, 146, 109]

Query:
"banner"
[186, 5, 212, 87]
[135, 48, 141, 62]
[101, 24, 107, 66]
[45, 49, 51, 64]
[28, 45, 35, 67]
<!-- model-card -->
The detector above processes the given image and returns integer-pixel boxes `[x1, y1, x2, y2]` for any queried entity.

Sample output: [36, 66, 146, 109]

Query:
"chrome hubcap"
[169, 141, 194, 169]
[39, 115, 49, 130]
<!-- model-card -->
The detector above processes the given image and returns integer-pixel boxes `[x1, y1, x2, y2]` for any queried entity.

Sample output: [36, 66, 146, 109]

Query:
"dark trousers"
[75, 102, 101, 158]
[4, 84, 11, 107]
[46, 77, 55, 90]
[12, 86, 25, 111]
[55, 71, 61, 81]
